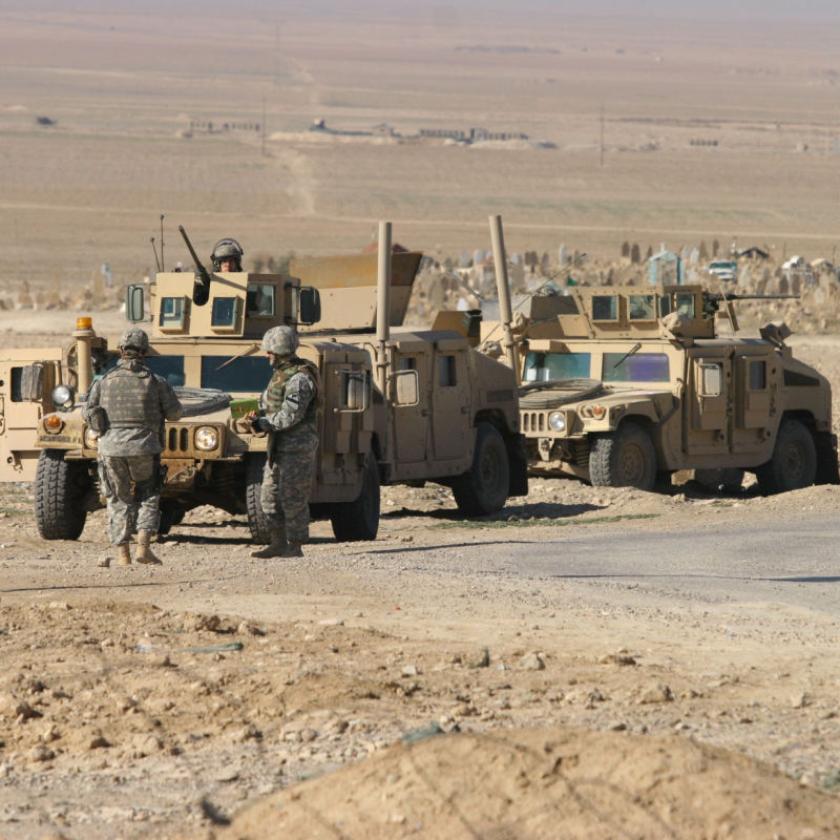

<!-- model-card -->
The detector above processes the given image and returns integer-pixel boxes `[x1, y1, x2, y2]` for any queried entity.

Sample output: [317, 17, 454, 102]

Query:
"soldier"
[249, 326, 319, 558]
[211, 238, 245, 272]
[84, 328, 182, 566]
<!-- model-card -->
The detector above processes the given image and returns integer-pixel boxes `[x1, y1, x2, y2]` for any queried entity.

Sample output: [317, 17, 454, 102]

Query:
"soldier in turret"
[249, 326, 320, 558]
[211, 238, 245, 272]
[84, 328, 183, 566]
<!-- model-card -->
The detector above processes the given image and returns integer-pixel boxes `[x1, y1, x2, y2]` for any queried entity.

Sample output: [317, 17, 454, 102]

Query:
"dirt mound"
[221, 726, 840, 840]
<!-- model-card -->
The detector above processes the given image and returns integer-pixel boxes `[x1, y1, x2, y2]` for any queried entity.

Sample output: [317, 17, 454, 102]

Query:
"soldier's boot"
[117, 544, 132, 566]
[279, 542, 303, 558]
[135, 531, 163, 565]
[251, 530, 287, 558]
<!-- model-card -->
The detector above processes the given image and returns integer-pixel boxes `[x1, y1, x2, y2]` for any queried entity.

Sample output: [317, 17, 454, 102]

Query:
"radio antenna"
[150, 236, 162, 272]
[160, 214, 166, 271]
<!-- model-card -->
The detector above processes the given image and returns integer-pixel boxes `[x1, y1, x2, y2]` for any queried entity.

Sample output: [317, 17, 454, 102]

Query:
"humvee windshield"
[603, 352, 669, 383]
[524, 351, 591, 382]
[201, 355, 271, 393]
[97, 353, 185, 387]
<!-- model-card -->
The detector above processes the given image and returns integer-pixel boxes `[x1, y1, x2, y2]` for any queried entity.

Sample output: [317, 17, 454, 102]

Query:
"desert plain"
[4, 2, 840, 838]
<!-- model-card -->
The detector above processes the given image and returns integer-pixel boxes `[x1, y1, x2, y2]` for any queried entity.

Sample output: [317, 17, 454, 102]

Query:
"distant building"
[648, 250, 684, 286]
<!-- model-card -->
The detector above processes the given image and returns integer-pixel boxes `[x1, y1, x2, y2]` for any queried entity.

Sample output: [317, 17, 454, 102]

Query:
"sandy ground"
[0, 321, 838, 837]
[3, 471, 840, 838]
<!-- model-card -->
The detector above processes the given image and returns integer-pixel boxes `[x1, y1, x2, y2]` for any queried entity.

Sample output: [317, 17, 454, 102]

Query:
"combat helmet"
[118, 327, 150, 354]
[211, 237, 244, 271]
[261, 325, 298, 356]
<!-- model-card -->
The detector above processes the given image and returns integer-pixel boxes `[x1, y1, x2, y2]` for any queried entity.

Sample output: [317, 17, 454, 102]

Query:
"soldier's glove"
[252, 416, 271, 433]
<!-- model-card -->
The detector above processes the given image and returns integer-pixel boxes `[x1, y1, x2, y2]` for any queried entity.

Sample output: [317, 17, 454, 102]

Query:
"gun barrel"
[178, 225, 205, 275]
[178, 224, 212, 305]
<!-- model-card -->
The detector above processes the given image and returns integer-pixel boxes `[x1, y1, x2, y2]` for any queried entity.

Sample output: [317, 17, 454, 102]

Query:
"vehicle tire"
[589, 421, 657, 491]
[452, 422, 510, 516]
[330, 454, 380, 541]
[756, 418, 817, 494]
[694, 468, 745, 494]
[34, 450, 90, 540]
[158, 502, 185, 536]
[245, 453, 271, 544]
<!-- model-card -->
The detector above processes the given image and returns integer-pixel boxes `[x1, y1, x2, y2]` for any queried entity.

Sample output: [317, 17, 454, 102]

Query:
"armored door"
[684, 350, 731, 457]
[392, 351, 429, 464]
[732, 352, 775, 455]
[0, 354, 61, 481]
[432, 349, 469, 460]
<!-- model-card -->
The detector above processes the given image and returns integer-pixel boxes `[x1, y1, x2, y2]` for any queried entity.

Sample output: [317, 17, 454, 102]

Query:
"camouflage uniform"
[259, 356, 319, 544]
[85, 351, 182, 546]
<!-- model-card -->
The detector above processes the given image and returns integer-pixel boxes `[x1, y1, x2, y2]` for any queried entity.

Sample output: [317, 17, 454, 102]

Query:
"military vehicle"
[6, 221, 526, 543]
[486, 283, 837, 493]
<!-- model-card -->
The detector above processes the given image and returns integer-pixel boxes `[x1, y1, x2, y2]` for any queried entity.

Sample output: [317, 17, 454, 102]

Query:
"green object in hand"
[230, 397, 260, 420]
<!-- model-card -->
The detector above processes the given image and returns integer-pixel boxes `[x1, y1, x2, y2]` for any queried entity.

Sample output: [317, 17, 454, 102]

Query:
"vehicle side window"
[628, 295, 656, 321]
[700, 363, 722, 397]
[592, 296, 618, 321]
[439, 355, 456, 387]
[749, 360, 767, 390]
[160, 296, 186, 329]
[10, 367, 22, 402]
[675, 293, 695, 317]
[211, 297, 238, 327]
[246, 284, 275, 317]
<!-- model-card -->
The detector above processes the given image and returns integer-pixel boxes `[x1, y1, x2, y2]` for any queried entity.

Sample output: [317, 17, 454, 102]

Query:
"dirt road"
[2, 476, 840, 838]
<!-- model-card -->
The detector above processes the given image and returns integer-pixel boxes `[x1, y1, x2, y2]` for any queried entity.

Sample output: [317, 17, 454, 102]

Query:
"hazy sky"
[6, 0, 840, 23]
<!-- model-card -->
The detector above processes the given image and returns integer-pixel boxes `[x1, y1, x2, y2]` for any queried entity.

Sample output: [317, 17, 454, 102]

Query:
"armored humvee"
[489, 284, 837, 493]
[7, 223, 526, 542]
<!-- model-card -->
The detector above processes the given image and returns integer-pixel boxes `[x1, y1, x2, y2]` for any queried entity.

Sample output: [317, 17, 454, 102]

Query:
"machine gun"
[178, 225, 212, 306]
[702, 291, 799, 332]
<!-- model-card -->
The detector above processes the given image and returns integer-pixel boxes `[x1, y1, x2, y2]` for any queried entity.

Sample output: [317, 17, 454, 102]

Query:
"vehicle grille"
[166, 426, 191, 454]
[522, 411, 546, 433]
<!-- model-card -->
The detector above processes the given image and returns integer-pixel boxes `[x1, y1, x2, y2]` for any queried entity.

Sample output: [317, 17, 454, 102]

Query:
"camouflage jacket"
[259, 356, 319, 452]
[85, 358, 183, 457]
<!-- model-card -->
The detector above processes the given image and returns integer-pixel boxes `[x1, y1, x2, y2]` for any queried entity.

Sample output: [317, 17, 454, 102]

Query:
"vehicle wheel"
[452, 422, 510, 516]
[34, 450, 90, 540]
[245, 453, 271, 544]
[589, 421, 657, 491]
[158, 502, 185, 536]
[756, 419, 817, 494]
[330, 454, 380, 541]
[694, 468, 745, 494]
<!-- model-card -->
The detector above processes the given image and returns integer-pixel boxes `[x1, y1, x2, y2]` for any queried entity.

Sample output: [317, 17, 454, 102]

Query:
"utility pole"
[599, 103, 605, 167]
[261, 95, 267, 157]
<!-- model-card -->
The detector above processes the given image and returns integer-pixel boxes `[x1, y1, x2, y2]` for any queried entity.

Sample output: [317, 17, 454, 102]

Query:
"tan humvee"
[8, 223, 526, 542]
[487, 284, 837, 493]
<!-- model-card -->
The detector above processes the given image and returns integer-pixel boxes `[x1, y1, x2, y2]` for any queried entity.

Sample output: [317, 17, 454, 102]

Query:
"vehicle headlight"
[548, 411, 566, 432]
[194, 426, 219, 451]
[84, 428, 99, 448]
[51, 385, 73, 410]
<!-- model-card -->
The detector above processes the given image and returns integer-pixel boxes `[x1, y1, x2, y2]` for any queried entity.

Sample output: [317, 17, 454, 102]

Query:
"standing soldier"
[84, 328, 182, 566]
[250, 326, 319, 558]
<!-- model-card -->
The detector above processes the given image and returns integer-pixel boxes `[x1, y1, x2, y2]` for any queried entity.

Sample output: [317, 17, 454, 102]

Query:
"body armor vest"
[263, 358, 320, 431]
[99, 363, 163, 430]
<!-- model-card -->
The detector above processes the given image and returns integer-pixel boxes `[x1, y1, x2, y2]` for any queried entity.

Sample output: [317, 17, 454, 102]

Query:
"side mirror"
[20, 363, 44, 401]
[299, 287, 321, 326]
[126, 285, 145, 322]
[392, 370, 419, 407]
[339, 371, 369, 414]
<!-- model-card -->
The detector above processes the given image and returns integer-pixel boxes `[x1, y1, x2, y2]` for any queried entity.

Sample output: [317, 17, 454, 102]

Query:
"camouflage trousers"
[260, 441, 318, 544]
[98, 455, 161, 545]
